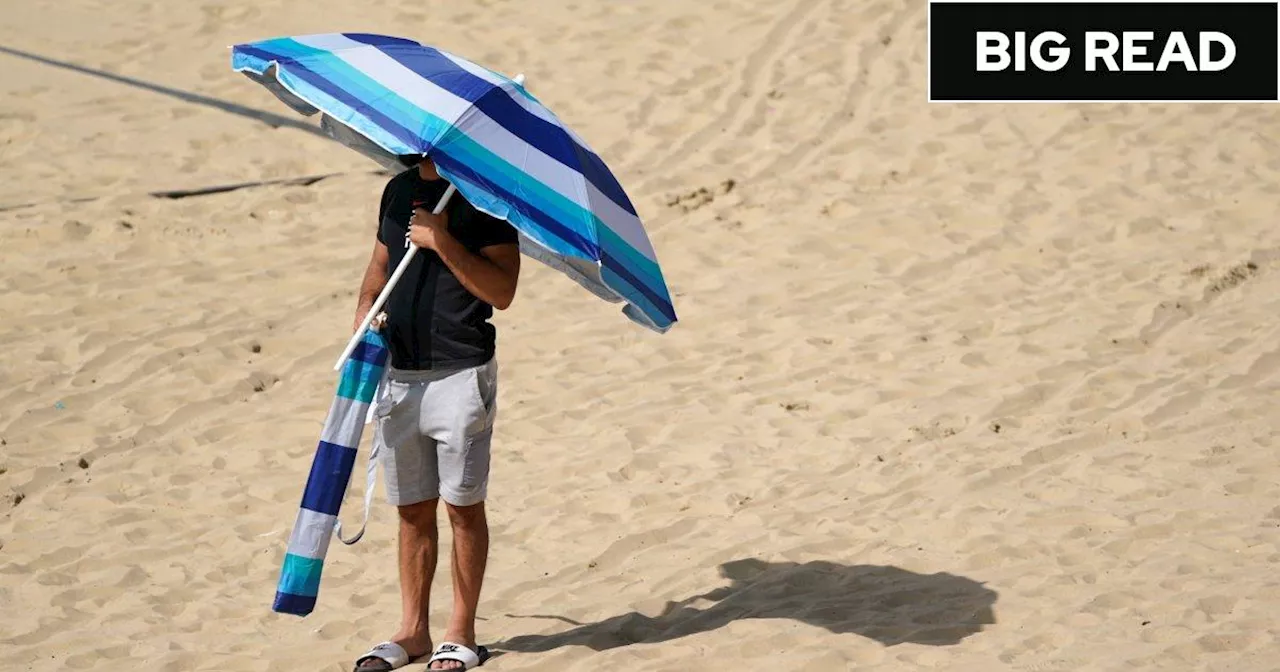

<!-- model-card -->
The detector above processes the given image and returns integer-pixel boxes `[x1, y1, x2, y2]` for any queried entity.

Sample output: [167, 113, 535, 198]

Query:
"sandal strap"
[428, 642, 481, 669]
[355, 641, 410, 670]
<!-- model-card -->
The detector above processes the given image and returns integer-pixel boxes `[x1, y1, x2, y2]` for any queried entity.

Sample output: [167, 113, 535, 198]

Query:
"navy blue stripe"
[341, 33, 419, 48]
[347, 37, 637, 217]
[574, 146, 637, 218]
[300, 441, 357, 516]
[469, 87, 635, 215]
[273, 591, 317, 616]
[600, 250, 677, 322]
[470, 90, 635, 216]
[468, 89, 635, 216]
[433, 153, 600, 258]
[237, 45, 426, 153]
[350, 338, 388, 366]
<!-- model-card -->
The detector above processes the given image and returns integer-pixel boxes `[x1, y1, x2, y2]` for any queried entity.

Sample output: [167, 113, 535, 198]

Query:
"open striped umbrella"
[230, 33, 677, 367]
[231, 33, 677, 618]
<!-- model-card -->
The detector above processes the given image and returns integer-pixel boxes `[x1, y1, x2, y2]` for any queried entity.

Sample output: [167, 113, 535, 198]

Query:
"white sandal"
[353, 641, 413, 671]
[426, 642, 490, 669]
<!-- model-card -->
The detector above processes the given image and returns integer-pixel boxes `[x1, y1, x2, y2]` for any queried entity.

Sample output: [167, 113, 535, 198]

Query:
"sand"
[2, 0, 1279, 670]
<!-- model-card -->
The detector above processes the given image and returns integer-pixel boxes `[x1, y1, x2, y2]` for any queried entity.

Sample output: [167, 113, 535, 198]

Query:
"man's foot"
[354, 634, 431, 671]
[427, 636, 487, 670]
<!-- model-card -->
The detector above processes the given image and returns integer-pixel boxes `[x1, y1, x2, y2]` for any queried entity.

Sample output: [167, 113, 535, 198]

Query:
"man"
[352, 157, 520, 672]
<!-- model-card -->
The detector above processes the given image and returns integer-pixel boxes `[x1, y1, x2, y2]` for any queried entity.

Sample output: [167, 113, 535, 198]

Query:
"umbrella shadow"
[493, 559, 997, 656]
[0, 44, 325, 138]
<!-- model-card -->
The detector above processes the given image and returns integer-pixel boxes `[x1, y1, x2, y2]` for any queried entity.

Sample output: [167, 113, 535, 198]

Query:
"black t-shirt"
[376, 168, 519, 370]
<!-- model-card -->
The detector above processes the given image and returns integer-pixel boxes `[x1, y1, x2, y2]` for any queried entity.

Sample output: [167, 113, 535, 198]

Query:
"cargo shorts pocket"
[459, 425, 493, 490]
[470, 362, 497, 420]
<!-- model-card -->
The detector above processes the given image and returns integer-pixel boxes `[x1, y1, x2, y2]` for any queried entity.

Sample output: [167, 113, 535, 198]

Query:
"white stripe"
[320, 395, 369, 448]
[584, 179, 657, 262]
[294, 34, 473, 129]
[286, 508, 337, 559]
[435, 48, 506, 85]
[299, 35, 656, 263]
[434, 49, 606, 183]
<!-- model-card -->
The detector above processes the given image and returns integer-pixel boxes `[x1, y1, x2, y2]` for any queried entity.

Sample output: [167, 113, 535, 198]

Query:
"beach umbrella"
[230, 33, 676, 617]
[230, 33, 677, 374]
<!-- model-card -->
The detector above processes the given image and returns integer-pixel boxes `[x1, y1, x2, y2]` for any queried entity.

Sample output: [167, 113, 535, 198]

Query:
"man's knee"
[445, 500, 486, 530]
[398, 497, 439, 529]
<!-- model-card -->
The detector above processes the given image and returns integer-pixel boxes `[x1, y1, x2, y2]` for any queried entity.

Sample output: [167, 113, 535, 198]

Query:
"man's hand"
[353, 307, 387, 334]
[353, 304, 372, 334]
[408, 207, 449, 250]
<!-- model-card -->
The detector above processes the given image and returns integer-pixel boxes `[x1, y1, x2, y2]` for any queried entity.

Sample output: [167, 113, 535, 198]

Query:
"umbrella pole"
[334, 73, 527, 372]
[333, 184, 456, 371]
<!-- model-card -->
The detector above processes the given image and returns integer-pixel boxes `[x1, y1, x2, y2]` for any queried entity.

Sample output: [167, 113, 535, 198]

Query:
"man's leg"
[354, 501, 438, 670]
[431, 502, 489, 670]
[425, 360, 497, 670]
[389, 498, 438, 657]
[361, 376, 442, 670]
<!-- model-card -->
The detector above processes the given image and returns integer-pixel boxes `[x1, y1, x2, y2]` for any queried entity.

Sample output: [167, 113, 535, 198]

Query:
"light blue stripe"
[435, 132, 594, 246]
[602, 262, 673, 328]
[234, 45, 414, 155]
[597, 225, 670, 300]
[253, 70, 412, 155]
[264, 39, 453, 142]
[443, 134, 666, 290]
[442, 170, 582, 260]
[440, 150, 670, 311]
[278, 553, 324, 597]
[258, 38, 449, 133]
[438, 132, 667, 292]
[231, 50, 270, 75]
[237, 40, 440, 154]
[337, 359, 383, 402]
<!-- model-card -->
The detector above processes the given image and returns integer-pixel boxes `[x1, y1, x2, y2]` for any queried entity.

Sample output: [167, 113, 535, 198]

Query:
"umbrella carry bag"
[272, 328, 389, 616]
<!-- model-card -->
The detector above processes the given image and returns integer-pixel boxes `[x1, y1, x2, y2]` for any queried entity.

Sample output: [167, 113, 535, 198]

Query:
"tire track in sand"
[634, 0, 824, 193]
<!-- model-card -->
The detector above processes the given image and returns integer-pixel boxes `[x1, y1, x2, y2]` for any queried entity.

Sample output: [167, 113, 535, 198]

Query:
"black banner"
[929, 1, 1279, 101]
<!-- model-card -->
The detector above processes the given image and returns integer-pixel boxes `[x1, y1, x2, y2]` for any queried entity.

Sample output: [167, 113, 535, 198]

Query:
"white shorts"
[372, 358, 497, 507]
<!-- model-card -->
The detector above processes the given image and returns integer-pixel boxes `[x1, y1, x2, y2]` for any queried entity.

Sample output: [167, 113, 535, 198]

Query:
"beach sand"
[2, 1, 1278, 670]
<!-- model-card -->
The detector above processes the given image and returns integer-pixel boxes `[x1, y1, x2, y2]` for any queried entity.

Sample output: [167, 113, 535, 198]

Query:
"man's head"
[398, 154, 439, 179]
[417, 157, 439, 180]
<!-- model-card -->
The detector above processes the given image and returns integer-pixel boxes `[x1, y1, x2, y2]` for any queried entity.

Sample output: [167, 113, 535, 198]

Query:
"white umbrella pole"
[333, 73, 526, 372]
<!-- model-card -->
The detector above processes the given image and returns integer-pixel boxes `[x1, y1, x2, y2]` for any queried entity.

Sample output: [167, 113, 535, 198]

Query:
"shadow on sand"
[492, 558, 997, 657]
[0, 44, 325, 137]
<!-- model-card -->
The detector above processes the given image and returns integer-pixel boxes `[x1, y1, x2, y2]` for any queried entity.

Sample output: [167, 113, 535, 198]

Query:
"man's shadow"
[492, 559, 997, 655]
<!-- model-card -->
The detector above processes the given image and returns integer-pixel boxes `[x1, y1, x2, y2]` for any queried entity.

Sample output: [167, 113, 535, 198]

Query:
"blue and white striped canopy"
[231, 33, 676, 332]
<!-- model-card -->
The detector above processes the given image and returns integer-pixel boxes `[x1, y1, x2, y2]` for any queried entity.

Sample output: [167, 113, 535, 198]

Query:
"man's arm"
[409, 207, 521, 310]
[434, 237, 521, 310]
[354, 238, 390, 331]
